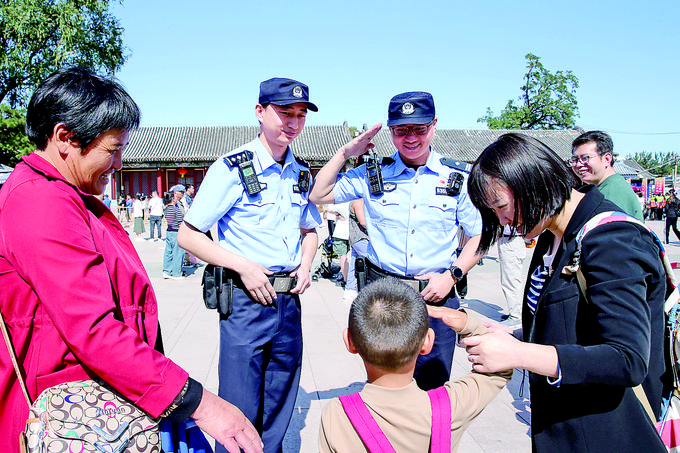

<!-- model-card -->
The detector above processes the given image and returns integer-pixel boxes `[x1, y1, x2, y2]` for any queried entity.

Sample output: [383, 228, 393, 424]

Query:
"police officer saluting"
[177, 78, 321, 453]
[310, 92, 483, 390]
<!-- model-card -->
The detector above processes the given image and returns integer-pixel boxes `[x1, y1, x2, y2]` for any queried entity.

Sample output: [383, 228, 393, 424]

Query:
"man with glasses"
[310, 91, 483, 390]
[571, 130, 643, 221]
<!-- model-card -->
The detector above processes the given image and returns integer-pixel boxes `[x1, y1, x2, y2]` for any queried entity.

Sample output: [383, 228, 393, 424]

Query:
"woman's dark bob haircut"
[468, 133, 579, 254]
[26, 67, 140, 151]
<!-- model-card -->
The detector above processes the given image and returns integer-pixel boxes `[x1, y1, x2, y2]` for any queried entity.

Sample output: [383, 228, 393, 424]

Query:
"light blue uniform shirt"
[333, 149, 482, 277]
[185, 137, 321, 272]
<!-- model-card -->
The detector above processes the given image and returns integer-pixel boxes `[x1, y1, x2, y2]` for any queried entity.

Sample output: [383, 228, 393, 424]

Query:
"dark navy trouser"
[414, 293, 459, 390]
[215, 288, 302, 453]
[365, 275, 459, 391]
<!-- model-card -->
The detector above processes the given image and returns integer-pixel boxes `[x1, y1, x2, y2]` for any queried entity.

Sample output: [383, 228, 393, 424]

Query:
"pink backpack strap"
[339, 393, 396, 453]
[427, 386, 452, 453]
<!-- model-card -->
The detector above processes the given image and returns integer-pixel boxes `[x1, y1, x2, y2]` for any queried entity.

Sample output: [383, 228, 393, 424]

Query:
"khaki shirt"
[318, 312, 512, 452]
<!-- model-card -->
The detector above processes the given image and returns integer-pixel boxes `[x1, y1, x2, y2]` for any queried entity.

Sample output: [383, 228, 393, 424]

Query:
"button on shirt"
[333, 150, 482, 276]
[184, 137, 321, 272]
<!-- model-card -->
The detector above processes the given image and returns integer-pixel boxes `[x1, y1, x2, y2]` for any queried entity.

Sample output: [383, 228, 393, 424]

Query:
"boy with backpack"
[318, 277, 512, 452]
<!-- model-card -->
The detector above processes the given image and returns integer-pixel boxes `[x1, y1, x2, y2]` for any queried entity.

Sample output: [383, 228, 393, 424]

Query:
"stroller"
[312, 236, 341, 281]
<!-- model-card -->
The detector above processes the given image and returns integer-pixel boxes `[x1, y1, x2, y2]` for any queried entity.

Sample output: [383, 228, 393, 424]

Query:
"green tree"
[478, 53, 580, 130]
[0, 0, 128, 165]
[631, 151, 680, 176]
[0, 106, 33, 165]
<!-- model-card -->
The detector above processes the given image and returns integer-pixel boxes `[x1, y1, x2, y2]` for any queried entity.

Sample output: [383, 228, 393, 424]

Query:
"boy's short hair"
[348, 277, 429, 370]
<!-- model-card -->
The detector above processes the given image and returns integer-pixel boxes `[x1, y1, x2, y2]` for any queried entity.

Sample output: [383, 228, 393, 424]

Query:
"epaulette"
[440, 157, 472, 173]
[223, 150, 255, 168]
[293, 155, 311, 169]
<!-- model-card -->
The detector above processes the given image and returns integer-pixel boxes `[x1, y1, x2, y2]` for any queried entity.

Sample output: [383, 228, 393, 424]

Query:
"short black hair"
[348, 278, 429, 371]
[572, 130, 615, 163]
[26, 67, 140, 151]
[468, 133, 579, 253]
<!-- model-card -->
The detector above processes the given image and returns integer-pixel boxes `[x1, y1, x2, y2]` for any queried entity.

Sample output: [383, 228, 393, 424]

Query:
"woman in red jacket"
[0, 67, 261, 453]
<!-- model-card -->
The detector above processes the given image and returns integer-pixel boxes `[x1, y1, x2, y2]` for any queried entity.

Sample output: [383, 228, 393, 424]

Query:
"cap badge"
[292, 86, 303, 98]
[401, 102, 415, 115]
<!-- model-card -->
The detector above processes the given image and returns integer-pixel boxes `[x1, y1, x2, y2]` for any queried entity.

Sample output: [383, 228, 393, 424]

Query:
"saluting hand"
[341, 123, 382, 159]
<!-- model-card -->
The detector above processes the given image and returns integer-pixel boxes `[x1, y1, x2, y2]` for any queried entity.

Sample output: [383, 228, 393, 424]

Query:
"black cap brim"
[386, 116, 433, 127]
[271, 100, 319, 112]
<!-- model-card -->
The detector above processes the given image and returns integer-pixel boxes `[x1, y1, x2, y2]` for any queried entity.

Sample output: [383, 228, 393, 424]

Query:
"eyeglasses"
[568, 154, 599, 166]
[390, 121, 433, 137]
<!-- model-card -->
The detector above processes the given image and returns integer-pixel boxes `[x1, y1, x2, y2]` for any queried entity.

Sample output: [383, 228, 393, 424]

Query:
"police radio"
[297, 170, 310, 193]
[446, 172, 464, 196]
[238, 161, 262, 195]
[366, 151, 384, 195]
[440, 157, 472, 197]
[224, 151, 263, 196]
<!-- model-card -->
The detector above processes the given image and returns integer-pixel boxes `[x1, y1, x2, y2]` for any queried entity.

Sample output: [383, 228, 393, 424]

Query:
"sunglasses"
[390, 121, 434, 137]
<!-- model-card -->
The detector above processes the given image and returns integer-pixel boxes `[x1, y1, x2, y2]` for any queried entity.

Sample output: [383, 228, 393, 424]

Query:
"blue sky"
[111, 0, 679, 157]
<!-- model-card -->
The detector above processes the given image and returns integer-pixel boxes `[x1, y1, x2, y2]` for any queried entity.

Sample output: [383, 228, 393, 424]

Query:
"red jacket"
[0, 154, 188, 452]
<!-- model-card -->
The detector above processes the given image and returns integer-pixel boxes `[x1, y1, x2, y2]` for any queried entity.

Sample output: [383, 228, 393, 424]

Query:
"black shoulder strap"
[440, 157, 471, 173]
[223, 150, 255, 168]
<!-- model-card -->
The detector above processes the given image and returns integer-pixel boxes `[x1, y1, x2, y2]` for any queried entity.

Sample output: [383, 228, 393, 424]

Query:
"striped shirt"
[164, 204, 184, 231]
[527, 238, 559, 315]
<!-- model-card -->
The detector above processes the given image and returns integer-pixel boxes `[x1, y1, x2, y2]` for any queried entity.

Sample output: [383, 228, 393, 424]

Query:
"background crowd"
[0, 67, 672, 453]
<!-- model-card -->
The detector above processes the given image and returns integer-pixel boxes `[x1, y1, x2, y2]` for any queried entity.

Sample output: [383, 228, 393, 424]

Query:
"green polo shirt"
[598, 173, 644, 221]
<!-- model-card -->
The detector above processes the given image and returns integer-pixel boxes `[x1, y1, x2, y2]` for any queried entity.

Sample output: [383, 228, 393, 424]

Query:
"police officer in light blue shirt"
[178, 78, 321, 453]
[310, 91, 484, 390]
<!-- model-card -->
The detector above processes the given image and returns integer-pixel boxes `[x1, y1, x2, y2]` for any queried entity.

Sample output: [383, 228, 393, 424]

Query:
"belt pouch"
[355, 257, 367, 291]
[202, 264, 233, 316]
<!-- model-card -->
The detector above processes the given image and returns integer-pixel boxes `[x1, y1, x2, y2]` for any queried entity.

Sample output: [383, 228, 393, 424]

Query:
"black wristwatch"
[448, 265, 464, 281]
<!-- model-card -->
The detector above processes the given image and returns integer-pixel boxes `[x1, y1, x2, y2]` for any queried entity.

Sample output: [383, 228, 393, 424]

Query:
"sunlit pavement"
[132, 218, 678, 452]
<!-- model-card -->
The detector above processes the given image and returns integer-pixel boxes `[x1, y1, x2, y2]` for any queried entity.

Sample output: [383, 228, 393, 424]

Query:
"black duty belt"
[223, 268, 297, 294]
[364, 260, 428, 292]
[267, 273, 298, 293]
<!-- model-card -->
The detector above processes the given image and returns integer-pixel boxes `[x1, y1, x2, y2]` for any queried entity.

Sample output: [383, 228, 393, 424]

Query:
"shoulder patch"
[223, 150, 255, 168]
[440, 157, 472, 173]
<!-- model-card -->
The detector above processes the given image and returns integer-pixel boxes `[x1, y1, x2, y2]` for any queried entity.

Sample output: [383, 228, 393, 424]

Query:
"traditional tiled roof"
[367, 128, 582, 162]
[614, 161, 641, 178]
[0, 163, 13, 184]
[123, 125, 353, 167]
[122, 125, 583, 167]
[622, 159, 656, 179]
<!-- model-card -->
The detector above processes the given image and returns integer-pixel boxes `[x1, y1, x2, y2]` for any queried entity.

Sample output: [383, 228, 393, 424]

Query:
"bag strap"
[339, 393, 396, 453]
[0, 311, 32, 406]
[427, 386, 452, 453]
[565, 211, 659, 426]
[340, 388, 452, 453]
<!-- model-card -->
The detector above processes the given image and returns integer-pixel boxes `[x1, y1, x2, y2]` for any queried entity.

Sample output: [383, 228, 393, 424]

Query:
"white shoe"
[343, 289, 358, 301]
[163, 272, 172, 279]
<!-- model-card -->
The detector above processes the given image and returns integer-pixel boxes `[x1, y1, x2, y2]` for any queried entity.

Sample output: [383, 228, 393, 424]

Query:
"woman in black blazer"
[462, 133, 667, 452]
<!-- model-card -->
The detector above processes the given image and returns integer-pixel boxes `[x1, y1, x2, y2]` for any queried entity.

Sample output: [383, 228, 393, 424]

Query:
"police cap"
[258, 78, 318, 112]
[387, 91, 435, 127]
